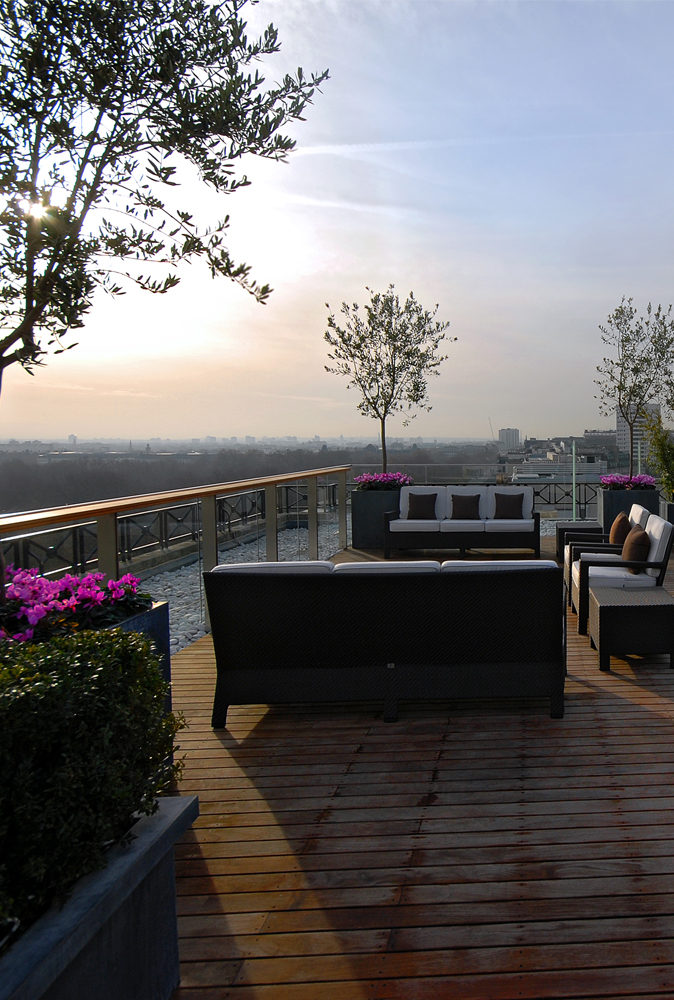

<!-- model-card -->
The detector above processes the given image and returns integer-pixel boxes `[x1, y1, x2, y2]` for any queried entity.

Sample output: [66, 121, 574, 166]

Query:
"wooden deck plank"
[170, 547, 674, 999]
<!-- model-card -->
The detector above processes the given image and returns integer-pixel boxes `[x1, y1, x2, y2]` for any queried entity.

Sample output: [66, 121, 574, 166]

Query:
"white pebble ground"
[148, 519, 560, 654]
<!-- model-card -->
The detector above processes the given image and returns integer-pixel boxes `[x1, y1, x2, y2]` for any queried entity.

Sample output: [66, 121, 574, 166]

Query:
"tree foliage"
[0, 0, 328, 391]
[324, 285, 453, 471]
[594, 297, 674, 478]
[644, 409, 674, 501]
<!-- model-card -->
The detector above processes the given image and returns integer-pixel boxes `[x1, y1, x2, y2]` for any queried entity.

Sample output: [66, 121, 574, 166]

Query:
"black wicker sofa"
[203, 559, 565, 727]
[384, 484, 540, 558]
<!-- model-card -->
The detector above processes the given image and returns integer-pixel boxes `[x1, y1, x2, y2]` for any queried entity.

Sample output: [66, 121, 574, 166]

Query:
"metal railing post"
[202, 495, 218, 572]
[307, 478, 319, 559]
[265, 484, 278, 561]
[97, 513, 119, 579]
[337, 469, 348, 550]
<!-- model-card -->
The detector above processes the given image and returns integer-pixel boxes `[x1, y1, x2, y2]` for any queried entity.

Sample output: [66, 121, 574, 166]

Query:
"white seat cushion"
[439, 519, 485, 533]
[572, 560, 657, 589]
[441, 559, 556, 573]
[210, 560, 334, 573]
[334, 560, 441, 573]
[389, 519, 440, 533]
[484, 519, 535, 534]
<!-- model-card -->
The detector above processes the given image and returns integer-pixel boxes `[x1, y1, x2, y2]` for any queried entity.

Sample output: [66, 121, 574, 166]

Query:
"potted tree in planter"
[350, 472, 413, 550]
[0, 568, 194, 1000]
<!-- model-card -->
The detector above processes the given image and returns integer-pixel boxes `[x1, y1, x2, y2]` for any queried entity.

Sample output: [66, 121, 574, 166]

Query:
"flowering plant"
[599, 473, 657, 490]
[353, 472, 414, 491]
[0, 565, 153, 642]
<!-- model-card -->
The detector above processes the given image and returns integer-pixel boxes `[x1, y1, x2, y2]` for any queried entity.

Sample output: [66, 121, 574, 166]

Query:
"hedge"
[0, 629, 184, 949]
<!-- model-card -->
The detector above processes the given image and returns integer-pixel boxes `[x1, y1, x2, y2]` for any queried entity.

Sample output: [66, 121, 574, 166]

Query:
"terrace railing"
[0, 467, 350, 580]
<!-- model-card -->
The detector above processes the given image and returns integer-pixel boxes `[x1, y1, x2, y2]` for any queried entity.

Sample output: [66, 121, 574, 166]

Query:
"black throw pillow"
[406, 492, 438, 520]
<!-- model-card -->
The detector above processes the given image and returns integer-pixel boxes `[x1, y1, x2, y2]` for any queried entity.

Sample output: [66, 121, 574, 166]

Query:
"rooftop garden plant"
[644, 412, 674, 502]
[353, 472, 414, 491]
[599, 473, 657, 490]
[0, 628, 184, 952]
[0, 565, 153, 643]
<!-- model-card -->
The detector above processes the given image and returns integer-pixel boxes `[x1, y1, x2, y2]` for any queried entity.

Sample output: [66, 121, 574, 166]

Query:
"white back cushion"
[644, 514, 673, 576]
[629, 504, 652, 529]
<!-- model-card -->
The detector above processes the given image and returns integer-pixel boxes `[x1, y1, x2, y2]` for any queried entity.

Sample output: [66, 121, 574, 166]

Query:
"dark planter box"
[119, 600, 171, 712]
[597, 489, 660, 530]
[351, 489, 400, 549]
[0, 795, 199, 1000]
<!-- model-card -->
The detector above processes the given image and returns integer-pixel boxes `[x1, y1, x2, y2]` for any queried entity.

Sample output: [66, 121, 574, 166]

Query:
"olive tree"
[594, 297, 674, 478]
[324, 285, 453, 472]
[0, 0, 328, 395]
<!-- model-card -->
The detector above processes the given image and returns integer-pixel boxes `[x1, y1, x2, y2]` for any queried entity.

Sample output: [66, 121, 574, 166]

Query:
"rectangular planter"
[0, 795, 199, 1000]
[119, 600, 171, 712]
[351, 489, 400, 550]
[597, 489, 660, 530]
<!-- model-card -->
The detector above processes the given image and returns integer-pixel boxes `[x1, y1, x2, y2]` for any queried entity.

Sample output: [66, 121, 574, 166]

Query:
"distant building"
[498, 428, 520, 450]
[616, 403, 659, 464]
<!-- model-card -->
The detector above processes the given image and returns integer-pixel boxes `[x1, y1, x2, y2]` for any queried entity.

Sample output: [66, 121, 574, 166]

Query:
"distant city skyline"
[3, 0, 674, 441]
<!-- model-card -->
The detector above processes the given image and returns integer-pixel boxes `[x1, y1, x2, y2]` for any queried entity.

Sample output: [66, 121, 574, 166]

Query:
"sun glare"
[18, 199, 45, 220]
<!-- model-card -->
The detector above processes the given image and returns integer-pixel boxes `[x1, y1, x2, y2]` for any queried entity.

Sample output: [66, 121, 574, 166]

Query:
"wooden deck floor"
[170, 545, 674, 999]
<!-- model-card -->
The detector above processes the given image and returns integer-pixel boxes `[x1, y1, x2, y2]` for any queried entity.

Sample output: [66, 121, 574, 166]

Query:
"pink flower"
[24, 605, 49, 625]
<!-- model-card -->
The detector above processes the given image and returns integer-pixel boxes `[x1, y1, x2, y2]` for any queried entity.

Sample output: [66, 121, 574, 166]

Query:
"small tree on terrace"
[324, 285, 454, 472]
[594, 297, 674, 478]
[0, 0, 328, 397]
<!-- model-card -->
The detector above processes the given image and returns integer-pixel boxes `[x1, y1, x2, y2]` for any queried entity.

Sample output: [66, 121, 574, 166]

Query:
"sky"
[4, 0, 674, 443]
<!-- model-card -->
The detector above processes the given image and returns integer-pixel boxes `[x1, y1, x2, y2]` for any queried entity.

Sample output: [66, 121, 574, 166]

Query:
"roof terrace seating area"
[169, 534, 674, 999]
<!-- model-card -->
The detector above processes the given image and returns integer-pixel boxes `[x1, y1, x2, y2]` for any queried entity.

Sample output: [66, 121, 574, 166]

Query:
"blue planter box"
[118, 601, 171, 712]
[598, 489, 660, 530]
[351, 489, 400, 550]
[0, 795, 199, 1000]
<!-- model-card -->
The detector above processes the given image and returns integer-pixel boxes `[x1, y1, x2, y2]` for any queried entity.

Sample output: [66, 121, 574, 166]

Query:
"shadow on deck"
[170, 537, 674, 998]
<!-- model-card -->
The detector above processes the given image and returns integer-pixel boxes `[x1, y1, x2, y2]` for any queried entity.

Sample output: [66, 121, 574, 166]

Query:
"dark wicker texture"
[203, 564, 566, 726]
[588, 587, 674, 671]
[384, 510, 541, 559]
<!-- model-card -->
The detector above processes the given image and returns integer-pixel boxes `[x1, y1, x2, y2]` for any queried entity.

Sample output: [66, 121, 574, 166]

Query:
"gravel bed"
[149, 519, 561, 654]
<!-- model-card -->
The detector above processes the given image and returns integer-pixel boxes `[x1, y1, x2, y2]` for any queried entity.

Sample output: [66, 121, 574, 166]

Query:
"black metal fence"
[1, 481, 341, 578]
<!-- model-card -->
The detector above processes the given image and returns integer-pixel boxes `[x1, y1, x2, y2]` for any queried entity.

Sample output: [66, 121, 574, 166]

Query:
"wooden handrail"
[0, 465, 351, 579]
[0, 466, 352, 535]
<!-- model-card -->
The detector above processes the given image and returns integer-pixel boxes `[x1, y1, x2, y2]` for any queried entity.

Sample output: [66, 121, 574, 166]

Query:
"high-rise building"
[616, 403, 659, 462]
[498, 428, 520, 450]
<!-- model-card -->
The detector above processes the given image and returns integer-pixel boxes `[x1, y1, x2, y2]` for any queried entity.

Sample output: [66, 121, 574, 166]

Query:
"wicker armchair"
[570, 513, 674, 634]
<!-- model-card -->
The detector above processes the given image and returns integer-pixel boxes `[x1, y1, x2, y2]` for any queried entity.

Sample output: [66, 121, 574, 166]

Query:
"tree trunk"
[380, 417, 388, 473]
[629, 421, 635, 479]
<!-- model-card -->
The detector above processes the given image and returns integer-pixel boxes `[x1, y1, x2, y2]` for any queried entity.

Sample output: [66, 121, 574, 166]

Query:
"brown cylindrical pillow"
[621, 524, 650, 573]
[451, 493, 480, 519]
[609, 510, 631, 545]
[406, 491, 438, 519]
[493, 492, 523, 519]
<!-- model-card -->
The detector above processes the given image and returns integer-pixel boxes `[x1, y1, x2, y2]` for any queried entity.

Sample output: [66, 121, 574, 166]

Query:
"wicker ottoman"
[588, 587, 674, 672]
